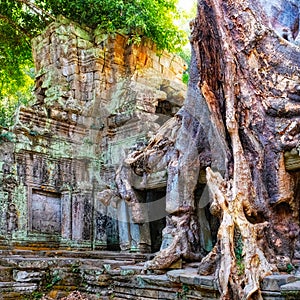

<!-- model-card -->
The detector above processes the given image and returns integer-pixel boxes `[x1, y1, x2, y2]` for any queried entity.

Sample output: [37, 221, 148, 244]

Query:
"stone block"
[96, 274, 112, 286]
[94, 33, 109, 45]
[13, 270, 43, 282]
[193, 275, 216, 289]
[167, 269, 187, 283]
[72, 25, 92, 41]
[261, 290, 285, 300]
[158, 290, 177, 299]
[54, 270, 81, 286]
[77, 38, 94, 49]
[15, 259, 49, 269]
[281, 280, 300, 293]
[159, 55, 172, 68]
[137, 274, 173, 287]
[262, 275, 298, 292]
[162, 67, 176, 79]
[167, 269, 217, 291]
[135, 288, 159, 298]
[151, 59, 162, 73]
[114, 286, 137, 296]
[169, 60, 185, 77]
[113, 293, 137, 300]
[120, 265, 144, 275]
[0, 282, 38, 292]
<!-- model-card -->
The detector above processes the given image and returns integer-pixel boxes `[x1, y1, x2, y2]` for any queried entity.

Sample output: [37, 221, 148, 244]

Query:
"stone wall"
[0, 17, 187, 251]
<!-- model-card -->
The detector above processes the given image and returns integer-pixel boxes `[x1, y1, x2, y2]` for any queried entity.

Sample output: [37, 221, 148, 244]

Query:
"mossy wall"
[0, 18, 187, 251]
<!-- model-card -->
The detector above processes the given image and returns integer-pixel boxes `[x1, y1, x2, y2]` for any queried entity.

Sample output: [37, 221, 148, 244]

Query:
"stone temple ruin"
[0, 18, 186, 252]
[1, 1, 300, 297]
[0, 17, 198, 299]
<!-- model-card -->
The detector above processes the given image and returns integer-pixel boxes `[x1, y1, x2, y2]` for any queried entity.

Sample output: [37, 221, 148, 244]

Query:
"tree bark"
[194, 0, 300, 298]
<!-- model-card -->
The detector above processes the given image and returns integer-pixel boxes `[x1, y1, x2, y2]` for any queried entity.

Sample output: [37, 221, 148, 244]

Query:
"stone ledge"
[261, 274, 298, 291]
[167, 268, 217, 289]
[3, 252, 300, 300]
[137, 274, 179, 289]
[281, 280, 300, 296]
[261, 290, 284, 300]
[0, 282, 37, 292]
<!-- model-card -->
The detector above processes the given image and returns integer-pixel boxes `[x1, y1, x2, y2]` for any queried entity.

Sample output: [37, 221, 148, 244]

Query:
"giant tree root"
[145, 212, 202, 270]
[198, 168, 276, 299]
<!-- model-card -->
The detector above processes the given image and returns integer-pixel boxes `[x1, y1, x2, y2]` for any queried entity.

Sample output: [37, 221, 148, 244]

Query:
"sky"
[176, 0, 197, 45]
[177, 0, 197, 13]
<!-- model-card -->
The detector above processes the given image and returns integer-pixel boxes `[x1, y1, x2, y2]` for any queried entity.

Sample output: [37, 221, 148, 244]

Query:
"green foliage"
[1, 0, 185, 77]
[182, 71, 189, 85]
[0, 64, 34, 127]
[234, 229, 245, 276]
[0, 131, 15, 144]
[41, 270, 62, 291]
[0, 0, 46, 122]
[176, 284, 190, 300]
[0, 0, 187, 125]
[178, 47, 191, 85]
[286, 263, 295, 274]
[23, 291, 43, 300]
[40, 0, 185, 52]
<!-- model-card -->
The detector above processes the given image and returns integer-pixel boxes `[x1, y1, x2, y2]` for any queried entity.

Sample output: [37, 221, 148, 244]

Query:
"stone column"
[0, 192, 8, 236]
[71, 191, 93, 247]
[61, 190, 72, 240]
[117, 200, 131, 251]
[93, 197, 107, 250]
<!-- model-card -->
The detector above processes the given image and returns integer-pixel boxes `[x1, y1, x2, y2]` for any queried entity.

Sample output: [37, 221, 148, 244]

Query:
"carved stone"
[0, 17, 187, 251]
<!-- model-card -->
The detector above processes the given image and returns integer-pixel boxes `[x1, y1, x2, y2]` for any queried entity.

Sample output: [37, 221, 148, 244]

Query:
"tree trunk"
[117, 0, 300, 298]
[194, 0, 300, 298]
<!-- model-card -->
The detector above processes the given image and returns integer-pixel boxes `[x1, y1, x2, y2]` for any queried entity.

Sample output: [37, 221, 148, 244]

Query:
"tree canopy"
[0, 0, 186, 126]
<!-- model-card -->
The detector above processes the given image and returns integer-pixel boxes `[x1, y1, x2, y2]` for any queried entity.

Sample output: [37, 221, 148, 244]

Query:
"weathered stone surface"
[281, 281, 300, 299]
[0, 281, 38, 292]
[281, 281, 300, 291]
[0, 17, 186, 252]
[13, 270, 43, 282]
[261, 275, 298, 291]
[167, 268, 216, 288]
[1, 249, 299, 299]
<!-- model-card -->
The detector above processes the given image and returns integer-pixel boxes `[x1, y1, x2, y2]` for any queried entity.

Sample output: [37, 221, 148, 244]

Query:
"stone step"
[4, 251, 300, 300]
[113, 286, 178, 300]
[0, 257, 141, 274]
[138, 274, 180, 288]
[0, 281, 38, 294]
[0, 249, 152, 261]
[281, 280, 300, 298]
[167, 268, 217, 289]
[261, 274, 298, 292]
[119, 264, 145, 275]
[113, 293, 163, 300]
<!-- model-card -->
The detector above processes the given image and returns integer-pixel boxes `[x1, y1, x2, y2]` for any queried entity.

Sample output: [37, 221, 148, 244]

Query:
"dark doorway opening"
[145, 188, 166, 253]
